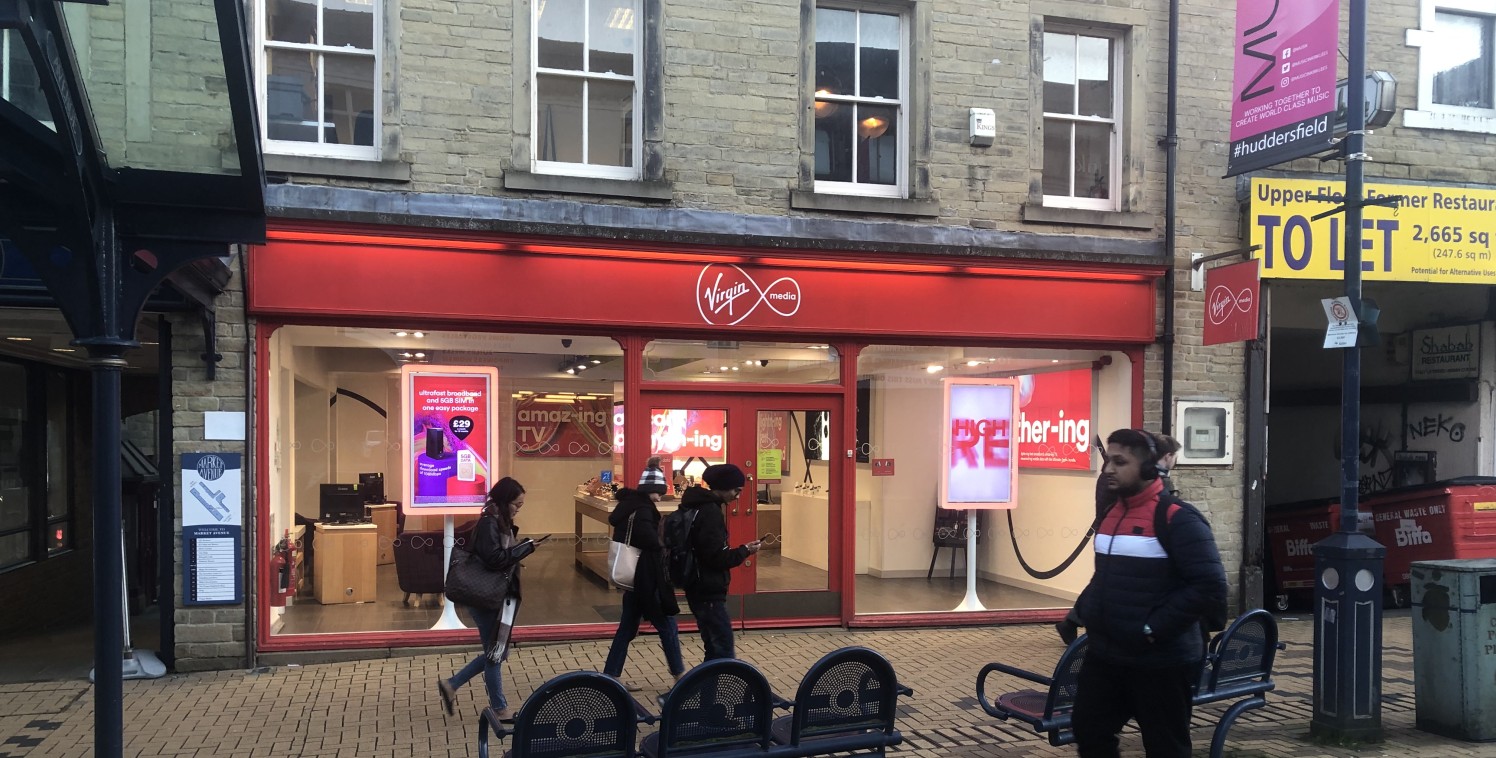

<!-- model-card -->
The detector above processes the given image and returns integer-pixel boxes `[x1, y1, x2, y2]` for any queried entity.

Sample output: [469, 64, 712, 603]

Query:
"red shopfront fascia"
[248, 225, 1161, 650]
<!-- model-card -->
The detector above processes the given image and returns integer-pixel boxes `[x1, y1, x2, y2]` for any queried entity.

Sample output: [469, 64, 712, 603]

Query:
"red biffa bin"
[1361, 477, 1496, 608]
[1265, 498, 1339, 611]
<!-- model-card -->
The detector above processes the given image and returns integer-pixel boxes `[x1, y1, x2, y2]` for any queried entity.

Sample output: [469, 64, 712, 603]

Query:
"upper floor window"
[813, 6, 906, 197]
[1042, 29, 1120, 210]
[533, 0, 641, 179]
[257, 0, 381, 159]
[1406, 1, 1496, 133]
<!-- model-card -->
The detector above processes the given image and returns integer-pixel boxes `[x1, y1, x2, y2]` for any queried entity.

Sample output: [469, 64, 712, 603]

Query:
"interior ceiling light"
[730, 366, 740, 371]
[744, 360, 755, 365]
[1051, 359, 1061, 363]
[53, 348, 76, 353]
[413, 331, 425, 339]
[394, 331, 408, 337]
[5, 336, 32, 342]
[925, 365, 943, 373]
[576, 363, 588, 371]
[414, 352, 425, 359]
[566, 368, 576, 374]
[966, 360, 982, 367]
[590, 359, 601, 364]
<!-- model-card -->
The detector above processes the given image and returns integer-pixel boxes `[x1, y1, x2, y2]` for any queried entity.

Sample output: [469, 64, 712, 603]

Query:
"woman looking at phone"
[438, 477, 549, 721]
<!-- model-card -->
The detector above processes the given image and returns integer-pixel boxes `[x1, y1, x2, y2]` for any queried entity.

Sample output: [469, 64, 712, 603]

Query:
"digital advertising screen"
[940, 378, 1019, 509]
[400, 365, 498, 515]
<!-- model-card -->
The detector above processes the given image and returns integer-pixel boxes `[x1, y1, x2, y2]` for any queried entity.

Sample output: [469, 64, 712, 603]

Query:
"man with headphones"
[1069, 429, 1227, 758]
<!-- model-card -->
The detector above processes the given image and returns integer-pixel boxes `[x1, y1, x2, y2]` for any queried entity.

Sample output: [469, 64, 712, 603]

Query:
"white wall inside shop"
[333, 372, 392, 485]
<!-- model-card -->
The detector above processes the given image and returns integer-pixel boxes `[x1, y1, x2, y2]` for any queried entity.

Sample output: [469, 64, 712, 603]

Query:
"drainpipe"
[1159, 0, 1180, 435]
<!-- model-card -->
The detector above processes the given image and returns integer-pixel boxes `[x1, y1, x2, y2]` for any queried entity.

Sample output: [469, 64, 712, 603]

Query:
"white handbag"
[608, 512, 641, 590]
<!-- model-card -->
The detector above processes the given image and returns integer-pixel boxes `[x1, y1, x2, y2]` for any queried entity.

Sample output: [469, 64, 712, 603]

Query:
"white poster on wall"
[1410, 324, 1479, 381]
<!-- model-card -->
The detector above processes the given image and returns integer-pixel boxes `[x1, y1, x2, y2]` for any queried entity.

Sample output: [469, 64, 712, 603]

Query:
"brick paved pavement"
[1, 613, 1492, 757]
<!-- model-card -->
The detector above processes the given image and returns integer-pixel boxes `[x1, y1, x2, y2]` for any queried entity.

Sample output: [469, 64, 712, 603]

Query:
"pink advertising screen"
[400, 365, 498, 515]
[940, 378, 1019, 510]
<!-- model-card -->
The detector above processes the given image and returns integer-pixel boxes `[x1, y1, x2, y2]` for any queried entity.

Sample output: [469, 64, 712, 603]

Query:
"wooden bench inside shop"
[975, 609, 1284, 758]
[479, 646, 913, 758]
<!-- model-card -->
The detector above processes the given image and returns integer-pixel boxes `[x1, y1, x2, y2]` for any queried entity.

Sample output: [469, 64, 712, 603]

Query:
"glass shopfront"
[249, 228, 1159, 649]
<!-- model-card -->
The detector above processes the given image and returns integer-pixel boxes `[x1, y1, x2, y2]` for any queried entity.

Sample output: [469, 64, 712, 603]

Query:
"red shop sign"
[1203, 260, 1261, 346]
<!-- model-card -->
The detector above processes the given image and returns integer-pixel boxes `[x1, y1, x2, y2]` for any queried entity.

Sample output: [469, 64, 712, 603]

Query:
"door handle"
[746, 507, 754, 515]
[732, 506, 738, 515]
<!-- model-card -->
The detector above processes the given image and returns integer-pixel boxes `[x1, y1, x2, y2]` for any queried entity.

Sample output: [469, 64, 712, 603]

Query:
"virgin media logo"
[1208, 284, 1254, 326]
[696, 264, 802, 326]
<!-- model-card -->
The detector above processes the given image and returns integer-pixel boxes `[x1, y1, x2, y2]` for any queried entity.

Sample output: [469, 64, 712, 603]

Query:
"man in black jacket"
[1071, 429, 1227, 758]
[680, 463, 762, 661]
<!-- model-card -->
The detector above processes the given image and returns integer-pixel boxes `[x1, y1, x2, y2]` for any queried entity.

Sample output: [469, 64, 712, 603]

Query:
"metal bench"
[976, 609, 1284, 758]
[769, 646, 913, 756]
[477, 670, 655, 758]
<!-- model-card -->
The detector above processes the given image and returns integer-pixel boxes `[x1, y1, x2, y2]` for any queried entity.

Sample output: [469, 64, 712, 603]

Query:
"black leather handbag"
[444, 546, 513, 611]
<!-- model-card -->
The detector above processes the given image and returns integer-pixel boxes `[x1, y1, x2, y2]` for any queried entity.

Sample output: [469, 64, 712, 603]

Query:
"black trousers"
[687, 597, 735, 661]
[1072, 655, 1197, 758]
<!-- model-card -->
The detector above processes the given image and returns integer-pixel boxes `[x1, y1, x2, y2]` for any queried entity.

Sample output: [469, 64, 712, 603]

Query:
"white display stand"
[951, 510, 986, 612]
[431, 515, 467, 630]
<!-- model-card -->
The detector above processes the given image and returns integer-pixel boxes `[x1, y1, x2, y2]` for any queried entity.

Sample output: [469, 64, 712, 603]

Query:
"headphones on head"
[1134, 429, 1160, 481]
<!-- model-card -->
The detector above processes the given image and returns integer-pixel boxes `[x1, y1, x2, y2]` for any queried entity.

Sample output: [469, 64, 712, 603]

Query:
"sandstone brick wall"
[168, 250, 253, 672]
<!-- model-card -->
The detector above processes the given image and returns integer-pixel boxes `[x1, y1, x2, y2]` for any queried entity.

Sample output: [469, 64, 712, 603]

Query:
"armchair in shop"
[393, 520, 476, 607]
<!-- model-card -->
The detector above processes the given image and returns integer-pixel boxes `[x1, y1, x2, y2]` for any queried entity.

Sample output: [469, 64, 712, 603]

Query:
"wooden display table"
[313, 523, 377, 604]
[366, 503, 397, 565]
[574, 493, 679, 583]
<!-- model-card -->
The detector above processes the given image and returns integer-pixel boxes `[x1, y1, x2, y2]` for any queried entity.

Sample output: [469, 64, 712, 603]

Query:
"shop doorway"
[644, 392, 842, 628]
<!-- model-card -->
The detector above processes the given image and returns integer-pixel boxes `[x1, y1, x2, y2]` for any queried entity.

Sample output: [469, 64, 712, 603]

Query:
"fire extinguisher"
[270, 530, 296, 607]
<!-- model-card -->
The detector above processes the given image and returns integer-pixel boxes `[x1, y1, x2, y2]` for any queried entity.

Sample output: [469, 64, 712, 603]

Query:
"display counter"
[780, 492, 870, 574]
[313, 522, 377, 604]
[366, 503, 397, 565]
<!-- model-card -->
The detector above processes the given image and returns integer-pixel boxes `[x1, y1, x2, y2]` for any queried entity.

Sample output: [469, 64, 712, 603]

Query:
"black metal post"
[87, 344, 128, 757]
[1310, 0, 1386, 742]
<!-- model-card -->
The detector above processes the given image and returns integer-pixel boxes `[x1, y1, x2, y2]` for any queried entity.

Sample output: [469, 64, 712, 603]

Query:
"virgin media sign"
[1203, 260, 1260, 346]
[697, 264, 802, 326]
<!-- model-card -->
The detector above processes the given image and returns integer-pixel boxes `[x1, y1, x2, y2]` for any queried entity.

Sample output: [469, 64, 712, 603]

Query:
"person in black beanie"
[680, 463, 762, 661]
[601, 457, 685, 690]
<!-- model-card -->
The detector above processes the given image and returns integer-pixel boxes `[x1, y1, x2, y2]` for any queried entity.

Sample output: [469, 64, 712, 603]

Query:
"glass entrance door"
[644, 393, 841, 628]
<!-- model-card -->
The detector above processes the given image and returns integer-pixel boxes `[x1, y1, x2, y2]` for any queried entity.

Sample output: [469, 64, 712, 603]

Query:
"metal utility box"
[1410, 558, 1496, 741]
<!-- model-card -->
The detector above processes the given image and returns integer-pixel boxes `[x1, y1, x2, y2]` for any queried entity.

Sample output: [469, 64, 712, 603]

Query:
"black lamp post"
[0, 2, 265, 755]
[1309, 0, 1387, 743]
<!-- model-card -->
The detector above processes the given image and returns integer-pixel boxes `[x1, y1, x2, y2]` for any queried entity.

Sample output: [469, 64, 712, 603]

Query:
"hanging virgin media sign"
[697, 264, 802, 326]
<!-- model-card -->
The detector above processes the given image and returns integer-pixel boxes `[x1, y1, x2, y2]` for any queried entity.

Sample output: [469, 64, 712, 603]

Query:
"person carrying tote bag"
[437, 477, 547, 722]
[602, 458, 685, 691]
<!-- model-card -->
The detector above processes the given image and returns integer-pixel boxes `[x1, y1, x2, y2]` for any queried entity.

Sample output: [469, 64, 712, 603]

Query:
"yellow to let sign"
[1249, 177, 1496, 283]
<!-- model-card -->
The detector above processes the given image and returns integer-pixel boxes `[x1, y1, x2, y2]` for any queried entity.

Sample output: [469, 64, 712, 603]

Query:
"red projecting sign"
[1203, 260, 1261, 346]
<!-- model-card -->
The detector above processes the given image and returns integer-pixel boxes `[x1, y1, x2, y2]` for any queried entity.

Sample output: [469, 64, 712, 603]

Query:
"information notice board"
[182, 452, 243, 606]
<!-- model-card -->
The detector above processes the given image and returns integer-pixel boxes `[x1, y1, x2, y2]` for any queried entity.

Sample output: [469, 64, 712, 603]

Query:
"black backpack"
[661, 507, 700, 588]
[1153, 495, 1229, 633]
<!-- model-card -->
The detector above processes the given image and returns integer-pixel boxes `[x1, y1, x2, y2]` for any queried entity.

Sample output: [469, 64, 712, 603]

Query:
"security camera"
[759, 360, 769, 367]
[561, 338, 573, 348]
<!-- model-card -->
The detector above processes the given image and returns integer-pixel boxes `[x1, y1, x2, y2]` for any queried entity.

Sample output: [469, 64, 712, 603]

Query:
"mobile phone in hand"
[532, 534, 552, 545]
[759, 533, 774, 542]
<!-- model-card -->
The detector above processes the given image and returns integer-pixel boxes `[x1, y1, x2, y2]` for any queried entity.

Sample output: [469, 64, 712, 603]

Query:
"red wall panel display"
[248, 230, 1161, 344]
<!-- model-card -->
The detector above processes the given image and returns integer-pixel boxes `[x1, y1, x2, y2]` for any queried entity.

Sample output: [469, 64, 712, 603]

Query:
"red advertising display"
[650, 408, 727, 462]
[1203, 260, 1261, 346]
[400, 365, 498, 515]
[1015, 369, 1093, 470]
[940, 378, 1019, 510]
[513, 397, 611, 458]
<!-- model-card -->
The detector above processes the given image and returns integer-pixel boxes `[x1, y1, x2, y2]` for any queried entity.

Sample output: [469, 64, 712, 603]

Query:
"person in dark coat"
[1056, 434, 1181, 644]
[680, 463, 762, 661]
[438, 477, 542, 722]
[1070, 429, 1226, 758]
[602, 458, 685, 690]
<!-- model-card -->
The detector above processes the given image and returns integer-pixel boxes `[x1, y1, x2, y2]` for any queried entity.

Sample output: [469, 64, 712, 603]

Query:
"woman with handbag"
[437, 477, 545, 720]
[602, 458, 685, 691]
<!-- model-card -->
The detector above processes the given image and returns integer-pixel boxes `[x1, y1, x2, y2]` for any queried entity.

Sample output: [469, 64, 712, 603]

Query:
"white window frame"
[1041, 27, 1122, 212]
[812, 4, 908, 199]
[1405, 0, 1496, 134]
[254, 0, 382, 161]
[531, 0, 643, 181]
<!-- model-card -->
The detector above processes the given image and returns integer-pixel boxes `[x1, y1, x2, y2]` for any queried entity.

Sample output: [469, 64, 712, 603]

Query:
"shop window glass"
[852, 345, 1132, 616]
[1, 29, 52, 128]
[0, 362, 30, 569]
[642, 340, 839, 384]
[266, 326, 632, 636]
